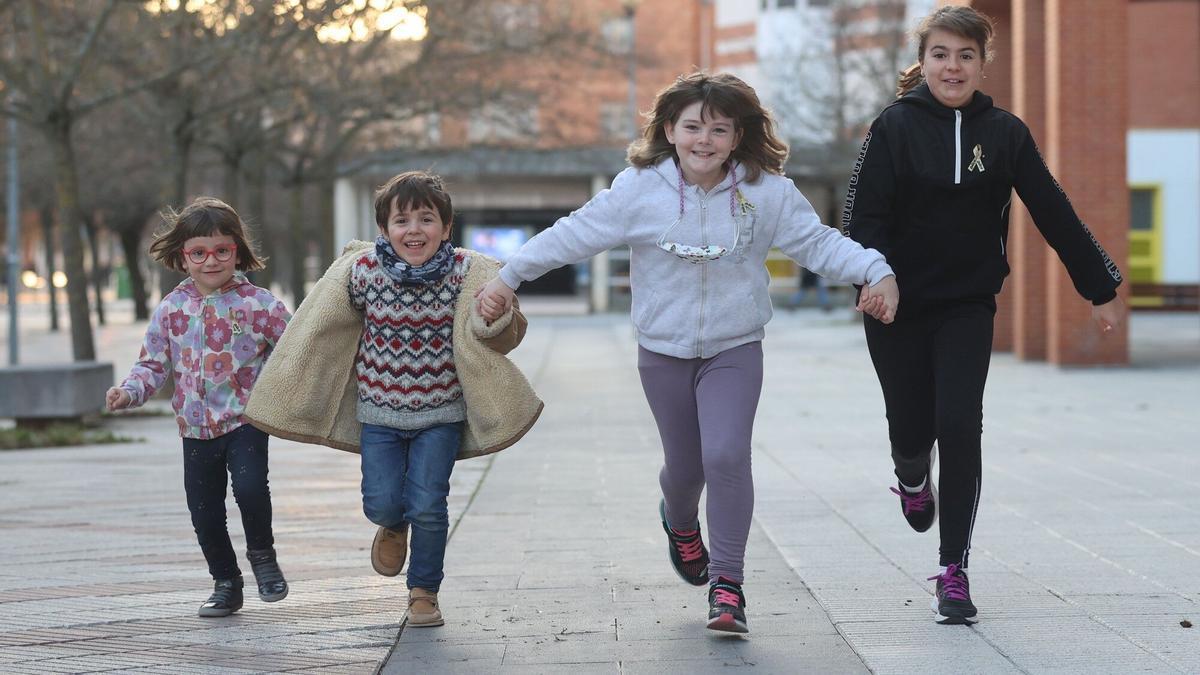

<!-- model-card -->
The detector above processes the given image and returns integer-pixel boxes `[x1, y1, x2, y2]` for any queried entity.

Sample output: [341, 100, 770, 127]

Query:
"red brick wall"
[1009, 0, 1050, 361]
[1129, 0, 1200, 128]
[1044, 0, 1129, 365]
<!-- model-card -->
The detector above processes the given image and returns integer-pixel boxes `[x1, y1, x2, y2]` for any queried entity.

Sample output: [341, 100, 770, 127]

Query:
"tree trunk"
[119, 223, 150, 320]
[223, 151, 242, 212]
[245, 149, 272, 291]
[83, 215, 105, 326]
[48, 122, 96, 361]
[287, 184, 307, 307]
[159, 129, 193, 299]
[317, 174, 336, 269]
[39, 205, 59, 332]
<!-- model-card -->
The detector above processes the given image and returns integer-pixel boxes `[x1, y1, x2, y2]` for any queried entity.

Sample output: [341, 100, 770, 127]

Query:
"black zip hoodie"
[843, 83, 1121, 314]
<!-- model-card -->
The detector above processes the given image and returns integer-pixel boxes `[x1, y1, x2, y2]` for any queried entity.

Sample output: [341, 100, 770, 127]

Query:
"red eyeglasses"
[183, 243, 237, 265]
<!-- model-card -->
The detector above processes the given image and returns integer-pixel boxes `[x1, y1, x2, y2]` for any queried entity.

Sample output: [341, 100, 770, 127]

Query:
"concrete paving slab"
[2, 305, 1196, 672]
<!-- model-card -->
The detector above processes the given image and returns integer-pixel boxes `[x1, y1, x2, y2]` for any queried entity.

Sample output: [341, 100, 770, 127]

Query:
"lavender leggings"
[637, 341, 763, 583]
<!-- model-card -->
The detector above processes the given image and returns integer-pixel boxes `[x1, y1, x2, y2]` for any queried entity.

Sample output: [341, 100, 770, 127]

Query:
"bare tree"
[763, 1, 909, 156]
[0, 1, 210, 359]
[262, 0, 594, 305]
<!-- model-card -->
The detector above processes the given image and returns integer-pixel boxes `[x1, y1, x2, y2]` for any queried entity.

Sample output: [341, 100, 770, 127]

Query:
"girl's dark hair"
[897, 5, 995, 97]
[374, 171, 454, 230]
[627, 71, 788, 183]
[149, 197, 265, 273]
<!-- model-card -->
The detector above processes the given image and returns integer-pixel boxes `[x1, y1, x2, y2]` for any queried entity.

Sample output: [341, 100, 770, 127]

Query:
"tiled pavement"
[1, 302, 1197, 673]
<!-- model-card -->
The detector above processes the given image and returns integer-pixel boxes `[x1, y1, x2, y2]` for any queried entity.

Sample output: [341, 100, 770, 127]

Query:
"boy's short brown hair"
[373, 171, 454, 230]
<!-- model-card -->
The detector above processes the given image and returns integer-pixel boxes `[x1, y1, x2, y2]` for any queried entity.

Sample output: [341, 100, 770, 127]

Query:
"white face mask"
[655, 161, 749, 264]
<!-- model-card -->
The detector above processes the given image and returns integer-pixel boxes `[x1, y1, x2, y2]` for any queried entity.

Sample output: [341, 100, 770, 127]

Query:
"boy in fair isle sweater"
[245, 171, 541, 628]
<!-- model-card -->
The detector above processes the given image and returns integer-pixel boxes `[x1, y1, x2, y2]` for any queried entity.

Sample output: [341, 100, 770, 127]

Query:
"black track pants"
[864, 301, 994, 568]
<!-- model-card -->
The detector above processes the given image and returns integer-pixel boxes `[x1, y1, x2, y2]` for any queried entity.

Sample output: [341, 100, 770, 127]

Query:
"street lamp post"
[622, 0, 640, 138]
[6, 114, 18, 365]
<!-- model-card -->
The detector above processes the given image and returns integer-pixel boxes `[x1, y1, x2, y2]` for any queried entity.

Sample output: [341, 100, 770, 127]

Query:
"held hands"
[1092, 295, 1126, 334]
[857, 276, 900, 324]
[105, 387, 132, 411]
[476, 276, 516, 324]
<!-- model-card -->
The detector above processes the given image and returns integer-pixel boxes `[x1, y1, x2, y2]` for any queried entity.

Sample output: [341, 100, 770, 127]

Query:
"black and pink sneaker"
[707, 577, 748, 634]
[891, 447, 938, 532]
[928, 564, 977, 624]
[659, 499, 709, 586]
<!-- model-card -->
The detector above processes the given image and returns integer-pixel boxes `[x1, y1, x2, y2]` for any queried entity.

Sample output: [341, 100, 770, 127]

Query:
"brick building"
[336, 0, 717, 304]
[334, 0, 1198, 366]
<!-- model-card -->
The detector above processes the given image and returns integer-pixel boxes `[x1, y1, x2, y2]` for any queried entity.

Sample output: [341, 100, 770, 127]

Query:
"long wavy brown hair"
[627, 71, 788, 183]
[897, 5, 995, 97]
[149, 197, 265, 273]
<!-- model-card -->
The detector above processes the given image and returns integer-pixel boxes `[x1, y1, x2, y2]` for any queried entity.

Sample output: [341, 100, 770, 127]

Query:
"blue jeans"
[360, 422, 462, 592]
[182, 424, 274, 580]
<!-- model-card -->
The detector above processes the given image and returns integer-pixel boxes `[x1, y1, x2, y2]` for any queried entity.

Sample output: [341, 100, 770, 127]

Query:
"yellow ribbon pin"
[967, 144, 985, 173]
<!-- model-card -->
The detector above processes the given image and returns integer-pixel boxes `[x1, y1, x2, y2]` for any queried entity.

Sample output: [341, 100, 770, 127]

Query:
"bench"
[1130, 283, 1200, 312]
[0, 361, 114, 428]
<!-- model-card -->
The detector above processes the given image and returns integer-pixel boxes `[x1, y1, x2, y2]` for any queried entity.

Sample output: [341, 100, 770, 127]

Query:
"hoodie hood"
[650, 156, 748, 195]
[898, 82, 993, 120]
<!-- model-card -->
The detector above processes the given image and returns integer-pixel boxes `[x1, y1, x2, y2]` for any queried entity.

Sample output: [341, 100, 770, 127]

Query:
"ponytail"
[896, 62, 923, 97]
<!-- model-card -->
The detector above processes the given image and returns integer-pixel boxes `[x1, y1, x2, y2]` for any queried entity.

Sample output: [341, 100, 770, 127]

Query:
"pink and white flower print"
[118, 273, 291, 439]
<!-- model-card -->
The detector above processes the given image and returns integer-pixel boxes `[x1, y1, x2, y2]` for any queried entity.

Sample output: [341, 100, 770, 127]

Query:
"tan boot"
[371, 526, 407, 577]
[407, 588, 444, 627]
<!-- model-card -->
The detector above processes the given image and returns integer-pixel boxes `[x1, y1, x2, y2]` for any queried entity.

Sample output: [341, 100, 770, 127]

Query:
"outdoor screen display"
[464, 226, 533, 262]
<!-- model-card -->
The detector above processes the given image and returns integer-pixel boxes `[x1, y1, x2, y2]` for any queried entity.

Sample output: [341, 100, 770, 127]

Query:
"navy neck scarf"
[374, 236, 455, 286]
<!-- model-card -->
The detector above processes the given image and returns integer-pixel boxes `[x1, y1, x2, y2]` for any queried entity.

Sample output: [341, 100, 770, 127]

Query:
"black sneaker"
[707, 577, 748, 634]
[890, 447, 937, 532]
[198, 576, 244, 618]
[247, 547, 289, 602]
[659, 499, 709, 586]
[928, 564, 977, 624]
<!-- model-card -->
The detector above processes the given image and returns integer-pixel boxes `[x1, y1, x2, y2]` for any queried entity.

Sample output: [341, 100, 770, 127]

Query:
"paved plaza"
[1, 300, 1197, 673]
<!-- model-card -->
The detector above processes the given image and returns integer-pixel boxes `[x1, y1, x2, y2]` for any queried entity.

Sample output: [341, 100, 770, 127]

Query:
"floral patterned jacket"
[119, 273, 291, 439]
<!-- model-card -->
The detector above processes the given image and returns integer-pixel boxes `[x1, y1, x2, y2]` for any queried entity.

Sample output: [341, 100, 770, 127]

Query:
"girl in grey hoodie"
[478, 72, 898, 634]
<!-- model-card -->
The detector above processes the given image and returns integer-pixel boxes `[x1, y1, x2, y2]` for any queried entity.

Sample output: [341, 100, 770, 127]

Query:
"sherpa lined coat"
[244, 240, 543, 460]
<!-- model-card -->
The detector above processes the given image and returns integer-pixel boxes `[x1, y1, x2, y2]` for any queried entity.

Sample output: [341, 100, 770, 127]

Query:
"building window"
[468, 102, 539, 144]
[1127, 186, 1160, 284]
[601, 16, 634, 54]
[492, 3, 540, 47]
[778, 0, 797, 8]
[600, 102, 635, 141]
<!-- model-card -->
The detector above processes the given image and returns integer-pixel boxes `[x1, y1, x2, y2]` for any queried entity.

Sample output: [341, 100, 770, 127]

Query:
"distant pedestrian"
[106, 197, 292, 618]
[244, 171, 542, 629]
[477, 71, 899, 633]
[844, 5, 1125, 624]
[789, 267, 832, 311]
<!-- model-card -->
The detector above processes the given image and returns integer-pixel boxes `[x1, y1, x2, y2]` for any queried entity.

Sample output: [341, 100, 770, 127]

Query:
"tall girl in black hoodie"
[843, 6, 1125, 625]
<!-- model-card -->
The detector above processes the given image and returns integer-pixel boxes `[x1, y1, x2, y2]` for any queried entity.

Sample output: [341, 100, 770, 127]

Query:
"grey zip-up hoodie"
[499, 157, 894, 359]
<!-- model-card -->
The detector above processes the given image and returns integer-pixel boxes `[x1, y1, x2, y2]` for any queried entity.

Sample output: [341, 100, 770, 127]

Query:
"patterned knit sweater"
[348, 249, 470, 429]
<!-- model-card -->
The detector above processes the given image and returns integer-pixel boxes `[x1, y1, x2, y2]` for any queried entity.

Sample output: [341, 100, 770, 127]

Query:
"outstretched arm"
[1012, 128, 1123, 307]
[114, 303, 175, 409]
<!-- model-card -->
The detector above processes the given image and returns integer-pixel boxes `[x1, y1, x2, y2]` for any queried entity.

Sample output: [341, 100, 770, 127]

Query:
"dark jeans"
[864, 300, 994, 568]
[360, 422, 462, 592]
[182, 423, 274, 580]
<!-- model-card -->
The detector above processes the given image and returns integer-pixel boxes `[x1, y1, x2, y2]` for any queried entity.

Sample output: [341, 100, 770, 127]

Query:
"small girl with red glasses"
[477, 72, 899, 633]
[107, 197, 292, 619]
